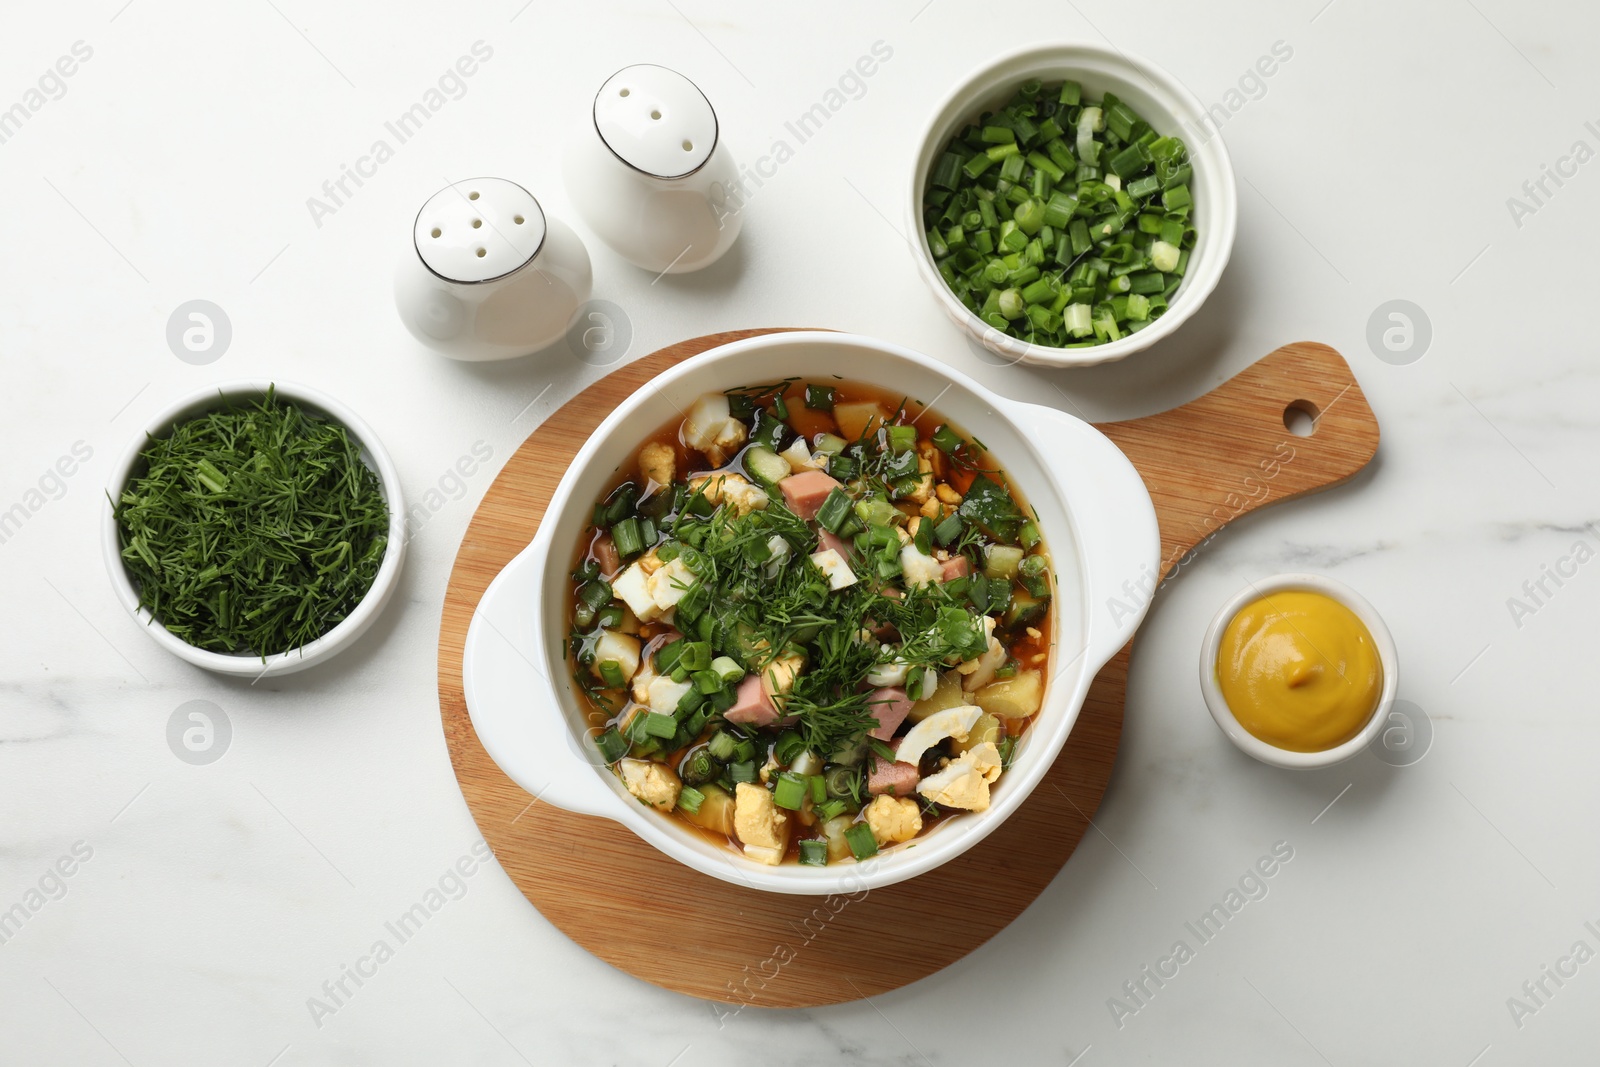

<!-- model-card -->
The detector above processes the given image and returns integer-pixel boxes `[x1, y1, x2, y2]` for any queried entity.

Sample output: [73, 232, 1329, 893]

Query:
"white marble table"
[3, 1, 1595, 1063]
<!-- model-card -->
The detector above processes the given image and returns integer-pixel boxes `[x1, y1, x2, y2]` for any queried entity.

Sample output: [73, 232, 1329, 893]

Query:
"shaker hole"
[471, 219, 482, 229]
[619, 88, 630, 97]
[475, 248, 487, 258]
[682, 139, 694, 151]
[1283, 399, 1319, 437]
[651, 109, 662, 120]
[513, 215, 524, 224]
[468, 191, 480, 201]
[430, 227, 442, 238]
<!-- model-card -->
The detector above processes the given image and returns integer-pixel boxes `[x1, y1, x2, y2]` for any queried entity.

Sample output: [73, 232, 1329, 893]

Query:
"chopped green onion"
[773, 772, 808, 811]
[844, 823, 879, 860]
[799, 839, 829, 866]
[727, 760, 757, 784]
[920, 80, 1196, 351]
[774, 729, 807, 765]
[594, 728, 628, 764]
[655, 640, 685, 674]
[681, 747, 721, 784]
[931, 151, 963, 190]
[677, 786, 706, 815]
[932, 513, 964, 546]
[611, 517, 644, 558]
[677, 640, 711, 672]
[817, 798, 850, 820]
[824, 765, 859, 799]
[804, 384, 836, 410]
[598, 660, 626, 689]
[815, 487, 854, 533]
[641, 712, 678, 739]
[707, 731, 739, 762]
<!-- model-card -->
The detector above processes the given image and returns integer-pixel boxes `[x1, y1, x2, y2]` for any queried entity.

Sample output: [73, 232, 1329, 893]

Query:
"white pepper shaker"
[563, 64, 743, 274]
[393, 177, 592, 362]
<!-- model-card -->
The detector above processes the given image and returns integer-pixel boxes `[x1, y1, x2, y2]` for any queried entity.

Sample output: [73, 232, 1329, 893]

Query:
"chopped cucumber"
[743, 445, 791, 487]
[984, 545, 1024, 580]
[1004, 590, 1051, 629]
[813, 433, 849, 455]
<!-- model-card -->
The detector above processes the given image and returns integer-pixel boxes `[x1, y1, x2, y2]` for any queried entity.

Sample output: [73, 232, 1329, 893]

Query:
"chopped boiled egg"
[895, 705, 983, 767]
[866, 655, 909, 688]
[809, 548, 857, 591]
[619, 759, 681, 812]
[689, 472, 768, 516]
[646, 673, 694, 716]
[761, 651, 805, 704]
[865, 795, 923, 846]
[917, 741, 1002, 811]
[733, 782, 789, 864]
[899, 544, 943, 587]
[682, 394, 748, 466]
[645, 556, 696, 612]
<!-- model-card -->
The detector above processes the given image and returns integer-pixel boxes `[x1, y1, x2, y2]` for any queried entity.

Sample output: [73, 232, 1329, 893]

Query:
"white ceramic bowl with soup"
[462, 331, 1160, 894]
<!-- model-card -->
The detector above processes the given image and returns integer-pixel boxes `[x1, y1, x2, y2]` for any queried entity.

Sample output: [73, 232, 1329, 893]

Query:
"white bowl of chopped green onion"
[101, 381, 407, 677]
[908, 42, 1237, 367]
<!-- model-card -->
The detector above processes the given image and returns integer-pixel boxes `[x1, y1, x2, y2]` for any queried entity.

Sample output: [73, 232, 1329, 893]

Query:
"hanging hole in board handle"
[1283, 399, 1319, 437]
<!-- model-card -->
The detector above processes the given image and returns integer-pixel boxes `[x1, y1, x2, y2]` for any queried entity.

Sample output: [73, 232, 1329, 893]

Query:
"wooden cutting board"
[436, 330, 1379, 1007]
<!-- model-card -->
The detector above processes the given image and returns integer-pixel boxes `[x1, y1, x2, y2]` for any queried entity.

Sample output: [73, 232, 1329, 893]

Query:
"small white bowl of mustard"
[1199, 573, 1397, 769]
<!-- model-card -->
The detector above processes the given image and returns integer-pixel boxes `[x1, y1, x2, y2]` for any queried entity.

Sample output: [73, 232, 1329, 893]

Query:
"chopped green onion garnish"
[655, 639, 685, 674]
[594, 728, 628, 764]
[799, 839, 829, 866]
[707, 731, 739, 762]
[773, 772, 808, 811]
[677, 786, 706, 815]
[640, 712, 678, 739]
[774, 729, 807, 765]
[844, 823, 878, 860]
[814, 487, 854, 533]
[598, 660, 626, 689]
[611, 516, 644, 558]
[932, 513, 964, 546]
[804, 384, 836, 410]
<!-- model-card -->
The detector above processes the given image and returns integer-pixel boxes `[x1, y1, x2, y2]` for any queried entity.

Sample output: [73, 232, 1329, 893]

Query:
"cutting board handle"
[1096, 341, 1380, 578]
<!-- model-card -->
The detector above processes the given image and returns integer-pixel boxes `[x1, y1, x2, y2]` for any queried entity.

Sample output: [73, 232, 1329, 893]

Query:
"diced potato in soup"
[976, 669, 1045, 719]
[567, 380, 1054, 864]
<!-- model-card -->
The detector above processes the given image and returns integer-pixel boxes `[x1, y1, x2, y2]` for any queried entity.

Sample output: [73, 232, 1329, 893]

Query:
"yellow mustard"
[1216, 590, 1382, 752]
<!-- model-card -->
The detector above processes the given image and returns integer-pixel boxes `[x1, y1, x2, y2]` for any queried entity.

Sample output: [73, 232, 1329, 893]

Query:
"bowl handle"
[1003, 399, 1161, 674]
[463, 540, 632, 822]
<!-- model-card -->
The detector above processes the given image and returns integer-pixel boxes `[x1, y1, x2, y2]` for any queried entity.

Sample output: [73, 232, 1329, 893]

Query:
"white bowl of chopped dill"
[462, 331, 1160, 894]
[102, 381, 406, 677]
[908, 42, 1237, 367]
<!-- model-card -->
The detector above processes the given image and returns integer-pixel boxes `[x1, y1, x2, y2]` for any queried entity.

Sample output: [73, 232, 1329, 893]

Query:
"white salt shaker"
[563, 65, 743, 274]
[393, 178, 592, 362]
